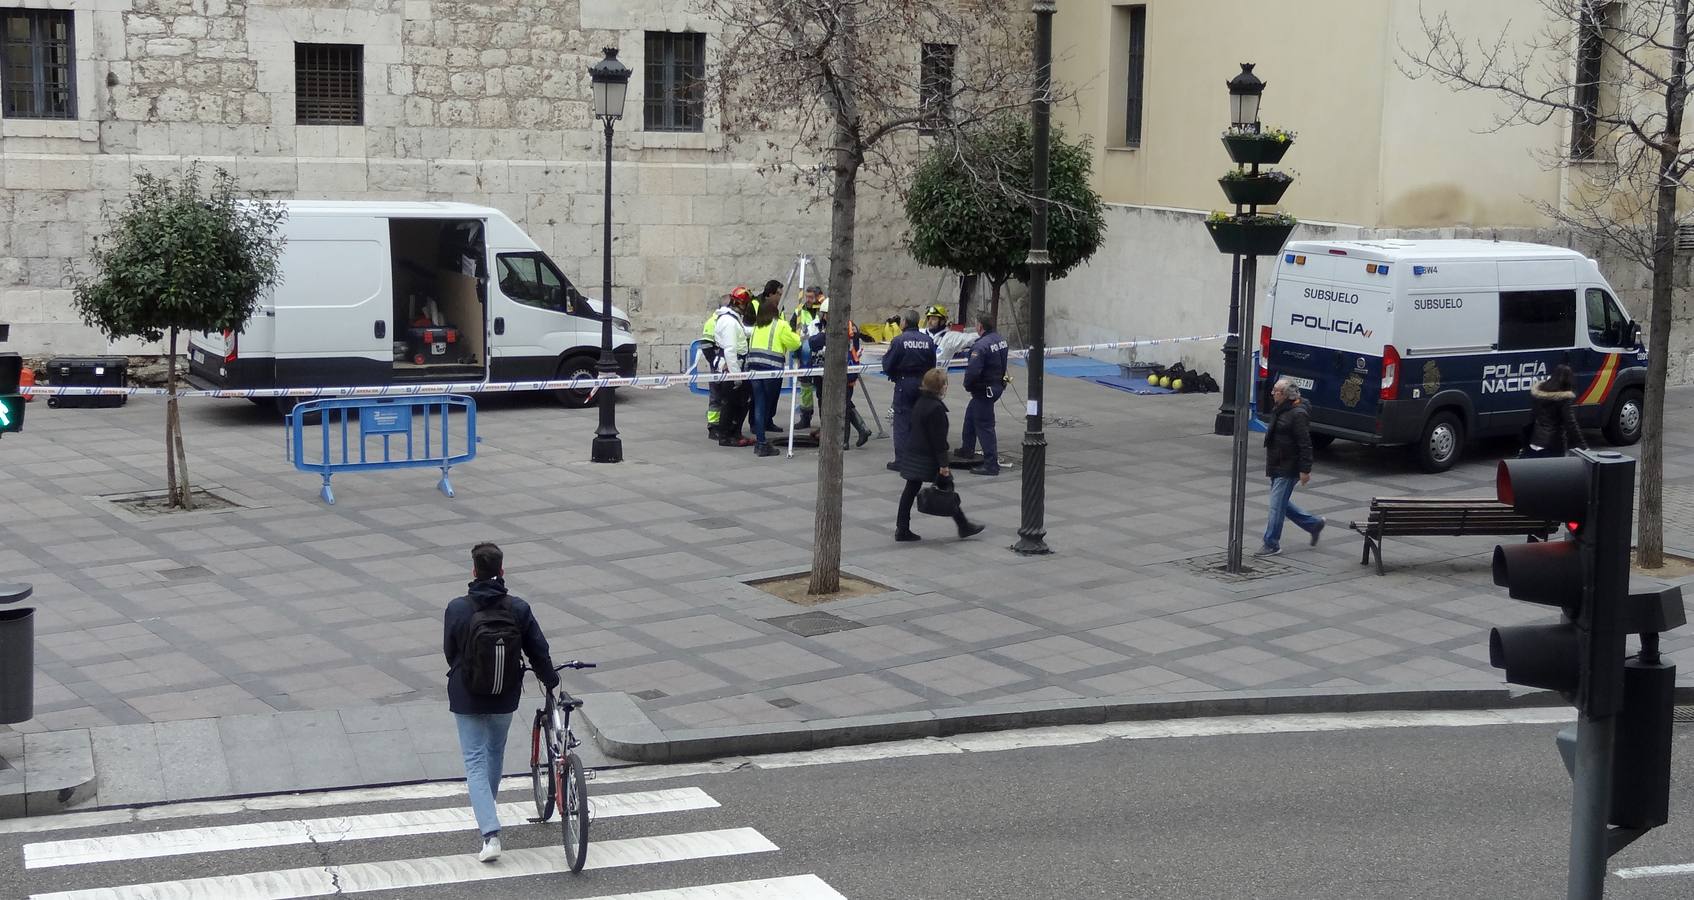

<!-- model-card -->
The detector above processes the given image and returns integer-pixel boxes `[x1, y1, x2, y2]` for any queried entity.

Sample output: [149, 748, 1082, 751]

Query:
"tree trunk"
[167, 327, 194, 510]
[957, 273, 974, 326]
[1638, 1, 1689, 569]
[165, 328, 180, 507]
[808, 159, 860, 595]
[990, 277, 1006, 331]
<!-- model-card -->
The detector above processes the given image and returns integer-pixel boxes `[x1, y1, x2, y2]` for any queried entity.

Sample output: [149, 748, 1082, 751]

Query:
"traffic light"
[0, 353, 23, 435]
[1489, 453, 1634, 716]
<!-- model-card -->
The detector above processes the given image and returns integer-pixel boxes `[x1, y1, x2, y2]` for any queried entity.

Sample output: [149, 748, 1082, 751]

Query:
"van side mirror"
[1631, 321, 1643, 347]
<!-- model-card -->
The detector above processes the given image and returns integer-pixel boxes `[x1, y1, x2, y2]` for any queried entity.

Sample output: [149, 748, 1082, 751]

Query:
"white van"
[187, 201, 635, 409]
[1258, 239, 1647, 472]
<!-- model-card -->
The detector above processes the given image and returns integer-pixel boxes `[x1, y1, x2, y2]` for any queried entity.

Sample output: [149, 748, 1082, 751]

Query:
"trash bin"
[0, 582, 32, 725]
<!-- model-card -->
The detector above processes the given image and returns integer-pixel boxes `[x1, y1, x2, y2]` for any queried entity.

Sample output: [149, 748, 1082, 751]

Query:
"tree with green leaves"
[905, 114, 1106, 329]
[71, 165, 286, 509]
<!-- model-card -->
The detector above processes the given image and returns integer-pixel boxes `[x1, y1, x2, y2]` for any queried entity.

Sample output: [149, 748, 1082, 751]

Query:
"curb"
[0, 730, 98, 819]
[578, 683, 1694, 764]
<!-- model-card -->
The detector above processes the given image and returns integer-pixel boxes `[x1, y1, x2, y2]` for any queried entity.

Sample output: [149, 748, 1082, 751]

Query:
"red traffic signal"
[1496, 456, 1590, 523]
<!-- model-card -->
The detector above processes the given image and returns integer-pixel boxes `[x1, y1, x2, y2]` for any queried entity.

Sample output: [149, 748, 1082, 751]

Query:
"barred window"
[644, 32, 704, 133]
[1, 9, 76, 120]
[1124, 6, 1147, 147]
[295, 42, 363, 125]
[919, 42, 956, 135]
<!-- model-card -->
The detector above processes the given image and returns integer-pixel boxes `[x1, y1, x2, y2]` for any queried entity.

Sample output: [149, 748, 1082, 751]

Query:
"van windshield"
[497, 252, 595, 317]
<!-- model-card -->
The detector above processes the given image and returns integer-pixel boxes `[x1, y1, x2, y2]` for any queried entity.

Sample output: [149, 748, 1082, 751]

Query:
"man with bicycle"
[444, 542, 559, 862]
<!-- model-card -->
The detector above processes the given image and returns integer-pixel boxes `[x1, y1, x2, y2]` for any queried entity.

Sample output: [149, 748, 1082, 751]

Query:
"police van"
[1257, 239, 1646, 472]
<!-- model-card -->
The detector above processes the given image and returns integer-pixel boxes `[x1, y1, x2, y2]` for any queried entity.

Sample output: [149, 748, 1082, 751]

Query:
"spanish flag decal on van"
[1578, 354, 1620, 406]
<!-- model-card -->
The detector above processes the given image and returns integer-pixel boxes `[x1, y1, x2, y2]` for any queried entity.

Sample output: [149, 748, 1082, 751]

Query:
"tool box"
[45, 356, 128, 408]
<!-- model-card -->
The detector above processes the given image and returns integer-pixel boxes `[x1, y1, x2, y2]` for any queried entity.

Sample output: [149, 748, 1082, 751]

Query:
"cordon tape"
[18, 333, 1233, 399]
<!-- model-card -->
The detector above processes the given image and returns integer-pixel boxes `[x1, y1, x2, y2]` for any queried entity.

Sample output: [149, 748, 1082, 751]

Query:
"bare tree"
[701, 0, 1037, 593]
[1404, 0, 1691, 568]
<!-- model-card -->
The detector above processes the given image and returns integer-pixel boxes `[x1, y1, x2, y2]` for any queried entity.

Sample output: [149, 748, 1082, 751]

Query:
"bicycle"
[528, 660, 596, 873]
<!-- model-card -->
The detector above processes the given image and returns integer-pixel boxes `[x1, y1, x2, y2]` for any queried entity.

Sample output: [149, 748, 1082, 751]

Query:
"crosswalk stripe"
[565, 875, 847, 899]
[30, 827, 780, 900]
[25, 787, 718, 869]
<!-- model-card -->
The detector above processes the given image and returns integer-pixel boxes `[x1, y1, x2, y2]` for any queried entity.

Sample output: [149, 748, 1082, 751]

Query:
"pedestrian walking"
[955, 314, 1009, 476]
[1522, 364, 1587, 459]
[444, 542, 559, 862]
[896, 368, 986, 542]
[882, 309, 937, 472]
[745, 299, 802, 457]
[1255, 378, 1324, 557]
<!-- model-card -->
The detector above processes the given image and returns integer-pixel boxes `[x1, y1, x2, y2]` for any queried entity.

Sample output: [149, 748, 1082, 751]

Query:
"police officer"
[881, 309, 937, 472]
[956, 313, 1009, 476]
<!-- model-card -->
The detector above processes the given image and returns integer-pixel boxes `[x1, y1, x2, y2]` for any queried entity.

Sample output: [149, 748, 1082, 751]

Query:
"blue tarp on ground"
[1089, 374, 1176, 395]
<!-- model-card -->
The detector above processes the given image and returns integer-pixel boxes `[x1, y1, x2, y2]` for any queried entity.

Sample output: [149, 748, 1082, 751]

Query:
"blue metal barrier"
[287, 395, 479, 505]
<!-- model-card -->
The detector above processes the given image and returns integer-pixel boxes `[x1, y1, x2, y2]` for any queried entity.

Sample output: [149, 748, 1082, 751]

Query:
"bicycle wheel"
[558, 752, 589, 873]
[530, 715, 555, 822]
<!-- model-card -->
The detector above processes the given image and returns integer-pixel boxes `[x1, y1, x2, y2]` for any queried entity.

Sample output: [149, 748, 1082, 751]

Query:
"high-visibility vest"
[746, 320, 801, 371]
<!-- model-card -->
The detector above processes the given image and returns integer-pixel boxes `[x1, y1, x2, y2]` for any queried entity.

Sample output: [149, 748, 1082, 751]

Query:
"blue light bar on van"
[1285, 253, 1294, 263]
[1378, 265, 1390, 276]
[1413, 265, 1426, 276]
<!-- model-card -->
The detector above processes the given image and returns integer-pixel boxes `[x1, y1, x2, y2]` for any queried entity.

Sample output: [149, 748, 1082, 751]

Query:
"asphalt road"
[6, 715, 1694, 899]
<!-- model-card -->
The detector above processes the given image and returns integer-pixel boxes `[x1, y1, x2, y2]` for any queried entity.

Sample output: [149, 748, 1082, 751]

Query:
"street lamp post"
[588, 47, 631, 464]
[1014, 0, 1056, 556]
[1213, 64, 1265, 437]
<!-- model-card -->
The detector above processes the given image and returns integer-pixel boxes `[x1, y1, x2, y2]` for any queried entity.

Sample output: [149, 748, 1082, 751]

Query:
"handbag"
[916, 483, 961, 517]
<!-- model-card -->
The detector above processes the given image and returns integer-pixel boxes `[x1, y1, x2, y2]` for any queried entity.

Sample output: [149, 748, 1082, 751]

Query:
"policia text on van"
[1258, 240, 1645, 473]
[187, 202, 637, 412]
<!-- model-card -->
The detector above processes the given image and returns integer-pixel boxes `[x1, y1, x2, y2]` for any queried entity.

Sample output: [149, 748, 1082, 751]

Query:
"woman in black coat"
[1524, 363, 1587, 458]
[897, 368, 986, 542]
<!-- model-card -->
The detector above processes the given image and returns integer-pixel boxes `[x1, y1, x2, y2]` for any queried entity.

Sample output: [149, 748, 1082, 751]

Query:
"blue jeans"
[454, 712, 512, 837]
[1263, 475, 1322, 550]
[960, 392, 998, 471]
[750, 377, 781, 443]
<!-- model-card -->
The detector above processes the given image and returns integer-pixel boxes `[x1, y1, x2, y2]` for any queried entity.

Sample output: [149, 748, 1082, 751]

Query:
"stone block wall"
[0, 0, 943, 370]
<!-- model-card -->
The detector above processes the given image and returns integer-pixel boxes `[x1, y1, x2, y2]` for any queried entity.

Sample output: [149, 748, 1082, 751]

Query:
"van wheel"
[553, 355, 600, 407]
[1416, 411, 1464, 473]
[1604, 389, 1643, 446]
[1310, 433, 1336, 451]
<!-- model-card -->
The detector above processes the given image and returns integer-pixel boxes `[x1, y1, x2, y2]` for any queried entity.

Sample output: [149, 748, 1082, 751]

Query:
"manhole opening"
[109, 488, 242, 517]
[747, 572, 889, 606]
[761, 611, 868, 638]
[632, 689, 668, 701]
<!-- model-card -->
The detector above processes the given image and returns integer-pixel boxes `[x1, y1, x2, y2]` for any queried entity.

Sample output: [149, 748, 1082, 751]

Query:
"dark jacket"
[882, 326, 937, 381]
[1529, 387, 1586, 453]
[444, 578, 558, 715]
[1263, 398, 1314, 478]
[963, 330, 1009, 397]
[900, 391, 952, 482]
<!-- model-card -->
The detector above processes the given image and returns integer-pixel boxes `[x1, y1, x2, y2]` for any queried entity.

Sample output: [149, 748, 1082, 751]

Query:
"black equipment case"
[46, 356, 128, 408]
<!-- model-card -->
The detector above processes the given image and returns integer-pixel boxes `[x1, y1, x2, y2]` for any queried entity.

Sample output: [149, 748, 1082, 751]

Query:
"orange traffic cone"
[19, 365, 34, 402]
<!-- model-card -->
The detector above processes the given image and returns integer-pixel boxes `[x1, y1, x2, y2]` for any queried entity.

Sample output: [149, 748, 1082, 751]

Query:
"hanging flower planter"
[1221, 129, 1295, 165]
[1218, 171, 1292, 207]
[1205, 213, 1298, 256]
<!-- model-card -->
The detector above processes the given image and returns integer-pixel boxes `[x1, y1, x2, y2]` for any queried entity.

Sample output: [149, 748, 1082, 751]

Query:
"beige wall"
[1052, 0, 1567, 229]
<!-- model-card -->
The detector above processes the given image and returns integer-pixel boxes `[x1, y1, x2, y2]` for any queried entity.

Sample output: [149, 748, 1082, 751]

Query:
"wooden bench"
[1350, 497, 1560, 575]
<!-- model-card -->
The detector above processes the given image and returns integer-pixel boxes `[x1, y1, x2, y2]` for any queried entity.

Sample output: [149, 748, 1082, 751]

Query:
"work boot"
[765, 421, 784, 433]
[850, 409, 872, 447]
[755, 442, 779, 457]
[720, 434, 754, 447]
[797, 408, 813, 430]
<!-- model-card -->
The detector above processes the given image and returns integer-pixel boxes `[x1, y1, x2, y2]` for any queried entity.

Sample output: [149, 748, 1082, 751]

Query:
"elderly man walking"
[1255, 378, 1324, 557]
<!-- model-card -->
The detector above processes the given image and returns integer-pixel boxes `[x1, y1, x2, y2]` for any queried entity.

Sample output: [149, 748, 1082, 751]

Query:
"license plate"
[1285, 376, 1314, 390]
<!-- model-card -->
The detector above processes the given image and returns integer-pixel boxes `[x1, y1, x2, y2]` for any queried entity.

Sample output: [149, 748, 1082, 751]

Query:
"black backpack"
[460, 596, 525, 695]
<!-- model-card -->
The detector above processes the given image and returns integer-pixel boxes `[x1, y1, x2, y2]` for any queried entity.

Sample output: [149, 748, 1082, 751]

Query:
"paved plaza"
[2, 365, 1693, 808]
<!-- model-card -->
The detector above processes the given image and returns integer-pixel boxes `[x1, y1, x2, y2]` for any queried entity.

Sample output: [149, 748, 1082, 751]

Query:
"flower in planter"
[1206, 210, 1234, 224]
[1220, 167, 1294, 182]
[1220, 126, 1297, 142]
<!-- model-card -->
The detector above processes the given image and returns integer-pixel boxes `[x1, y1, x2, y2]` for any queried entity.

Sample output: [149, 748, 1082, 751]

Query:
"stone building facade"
[0, 0, 936, 370]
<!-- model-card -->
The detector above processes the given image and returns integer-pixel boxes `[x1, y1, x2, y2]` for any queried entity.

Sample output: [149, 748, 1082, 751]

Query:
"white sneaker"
[478, 835, 502, 862]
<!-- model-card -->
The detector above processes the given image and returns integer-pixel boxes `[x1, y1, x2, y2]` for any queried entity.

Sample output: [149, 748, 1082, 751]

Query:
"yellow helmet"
[925, 304, 947, 319]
